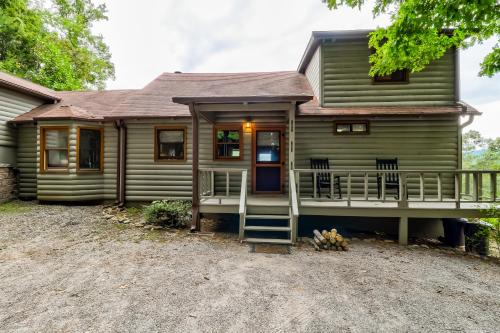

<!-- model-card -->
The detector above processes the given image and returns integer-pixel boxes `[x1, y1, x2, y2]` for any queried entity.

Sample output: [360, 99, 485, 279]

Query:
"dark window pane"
[374, 69, 407, 83]
[79, 129, 101, 169]
[157, 129, 185, 160]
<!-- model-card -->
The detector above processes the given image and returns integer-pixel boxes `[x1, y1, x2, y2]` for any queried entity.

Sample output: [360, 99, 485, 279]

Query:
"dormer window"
[373, 69, 409, 83]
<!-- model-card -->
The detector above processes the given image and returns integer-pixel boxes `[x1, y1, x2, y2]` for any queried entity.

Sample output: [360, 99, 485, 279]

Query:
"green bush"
[143, 200, 191, 228]
[483, 205, 500, 254]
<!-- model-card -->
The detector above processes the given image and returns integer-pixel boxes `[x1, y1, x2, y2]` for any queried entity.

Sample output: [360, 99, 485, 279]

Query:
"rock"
[363, 238, 376, 242]
[409, 244, 420, 249]
[133, 222, 145, 228]
[383, 240, 395, 243]
[420, 244, 430, 249]
[351, 237, 359, 241]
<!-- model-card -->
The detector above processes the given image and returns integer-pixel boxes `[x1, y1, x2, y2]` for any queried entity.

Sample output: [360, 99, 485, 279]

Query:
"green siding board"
[321, 39, 455, 106]
[17, 124, 37, 198]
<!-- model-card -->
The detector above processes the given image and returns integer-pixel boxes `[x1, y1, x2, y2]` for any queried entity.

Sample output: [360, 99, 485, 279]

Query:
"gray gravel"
[0, 201, 499, 333]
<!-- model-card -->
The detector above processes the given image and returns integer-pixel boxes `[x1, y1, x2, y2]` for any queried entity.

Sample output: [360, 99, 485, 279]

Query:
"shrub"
[143, 200, 191, 228]
[482, 205, 500, 254]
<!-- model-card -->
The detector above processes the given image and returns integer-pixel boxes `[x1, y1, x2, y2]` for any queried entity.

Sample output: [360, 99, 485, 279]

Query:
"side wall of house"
[125, 119, 193, 201]
[17, 124, 38, 198]
[295, 115, 459, 197]
[36, 121, 117, 201]
[0, 87, 44, 166]
[305, 46, 321, 100]
[321, 39, 456, 107]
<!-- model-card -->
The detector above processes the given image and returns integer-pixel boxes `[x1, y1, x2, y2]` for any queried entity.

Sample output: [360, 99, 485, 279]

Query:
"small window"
[41, 127, 69, 171]
[373, 69, 409, 83]
[155, 127, 186, 161]
[77, 128, 103, 171]
[334, 122, 369, 135]
[214, 126, 242, 160]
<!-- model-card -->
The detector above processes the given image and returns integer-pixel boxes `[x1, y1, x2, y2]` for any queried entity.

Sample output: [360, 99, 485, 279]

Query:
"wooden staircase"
[238, 170, 299, 245]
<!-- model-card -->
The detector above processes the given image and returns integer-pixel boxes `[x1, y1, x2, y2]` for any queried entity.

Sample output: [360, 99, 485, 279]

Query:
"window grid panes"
[335, 123, 368, 134]
[156, 128, 185, 160]
[43, 128, 69, 169]
[215, 128, 241, 159]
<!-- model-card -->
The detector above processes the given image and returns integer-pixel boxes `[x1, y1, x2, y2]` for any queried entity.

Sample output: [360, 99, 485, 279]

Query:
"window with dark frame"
[373, 69, 409, 83]
[41, 127, 69, 170]
[334, 122, 369, 135]
[214, 127, 242, 160]
[155, 127, 186, 161]
[78, 128, 103, 171]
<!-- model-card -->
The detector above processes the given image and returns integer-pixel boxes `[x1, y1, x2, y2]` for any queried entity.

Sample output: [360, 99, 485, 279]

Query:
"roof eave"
[172, 95, 313, 105]
[0, 80, 60, 102]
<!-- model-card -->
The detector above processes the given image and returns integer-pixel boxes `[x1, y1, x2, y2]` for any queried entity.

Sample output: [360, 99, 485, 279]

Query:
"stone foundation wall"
[0, 164, 17, 203]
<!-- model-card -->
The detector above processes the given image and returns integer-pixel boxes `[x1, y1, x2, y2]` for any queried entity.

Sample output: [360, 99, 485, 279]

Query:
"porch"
[198, 167, 499, 245]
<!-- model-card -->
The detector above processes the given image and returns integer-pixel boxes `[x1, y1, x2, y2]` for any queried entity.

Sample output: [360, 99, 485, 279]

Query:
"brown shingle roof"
[297, 98, 480, 116]
[12, 90, 135, 122]
[107, 71, 314, 118]
[0, 71, 59, 101]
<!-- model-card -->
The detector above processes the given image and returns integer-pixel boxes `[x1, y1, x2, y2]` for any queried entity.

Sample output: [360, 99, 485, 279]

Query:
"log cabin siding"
[0, 87, 44, 165]
[36, 121, 116, 201]
[17, 124, 37, 198]
[125, 120, 192, 201]
[321, 39, 456, 107]
[305, 46, 321, 100]
[295, 115, 459, 198]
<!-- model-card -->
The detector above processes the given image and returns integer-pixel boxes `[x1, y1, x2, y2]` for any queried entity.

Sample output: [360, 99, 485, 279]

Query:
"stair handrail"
[238, 170, 248, 240]
[289, 170, 299, 243]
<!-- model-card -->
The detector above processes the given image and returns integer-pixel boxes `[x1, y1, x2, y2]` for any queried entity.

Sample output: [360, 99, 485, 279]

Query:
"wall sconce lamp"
[243, 117, 253, 133]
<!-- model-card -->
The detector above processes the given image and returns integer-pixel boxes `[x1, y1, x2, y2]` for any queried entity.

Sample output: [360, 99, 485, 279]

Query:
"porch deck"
[200, 195, 492, 218]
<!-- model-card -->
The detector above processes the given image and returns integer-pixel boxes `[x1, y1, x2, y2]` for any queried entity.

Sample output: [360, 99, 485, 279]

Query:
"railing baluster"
[491, 172, 497, 202]
[226, 171, 230, 197]
[364, 172, 368, 200]
[313, 171, 317, 199]
[465, 173, 471, 197]
[437, 173, 442, 201]
[478, 172, 483, 202]
[211, 171, 215, 197]
[296, 171, 301, 203]
[473, 172, 479, 202]
[330, 172, 334, 200]
[399, 172, 408, 208]
[419, 173, 424, 201]
[381, 174, 386, 201]
[347, 173, 351, 206]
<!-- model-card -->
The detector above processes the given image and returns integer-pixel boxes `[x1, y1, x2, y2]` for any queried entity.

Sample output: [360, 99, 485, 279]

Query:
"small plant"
[0, 201, 31, 214]
[482, 205, 500, 254]
[143, 200, 191, 228]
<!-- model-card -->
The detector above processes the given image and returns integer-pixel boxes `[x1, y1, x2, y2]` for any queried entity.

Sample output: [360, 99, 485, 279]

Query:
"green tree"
[324, 0, 500, 77]
[0, 0, 114, 90]
[462, 130, 500, 170]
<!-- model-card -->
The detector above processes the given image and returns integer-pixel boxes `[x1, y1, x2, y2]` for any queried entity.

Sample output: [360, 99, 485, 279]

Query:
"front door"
[253, 127, 284, 193]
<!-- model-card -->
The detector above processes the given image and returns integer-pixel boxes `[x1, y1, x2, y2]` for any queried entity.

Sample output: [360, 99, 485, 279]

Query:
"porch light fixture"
[243, 118, 253, 133]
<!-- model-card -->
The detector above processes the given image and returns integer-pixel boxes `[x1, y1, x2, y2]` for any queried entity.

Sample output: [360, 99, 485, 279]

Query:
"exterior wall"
[125, 119, 192, 201]
[321, 39, 456, 107]
[295, 115, 459, 197]
[305, 46, 321, 100]
[0, 87, 44, 165]
[0, 164, 16, 203]
[36, 121, 117, 201]
[17, 124, 37, 198]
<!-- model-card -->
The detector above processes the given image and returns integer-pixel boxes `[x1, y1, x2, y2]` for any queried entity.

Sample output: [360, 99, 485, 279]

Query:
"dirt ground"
[1, 201, 499, 333]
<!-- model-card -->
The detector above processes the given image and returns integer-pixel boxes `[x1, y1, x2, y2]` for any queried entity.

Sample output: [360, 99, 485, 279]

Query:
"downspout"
[114, 119, 127, 207]
[190, 102, 200, 232]
[457, 107, 475, 170]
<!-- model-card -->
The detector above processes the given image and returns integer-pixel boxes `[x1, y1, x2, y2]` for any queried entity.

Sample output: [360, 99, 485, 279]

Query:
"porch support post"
[288, 102, 296, 173]
[190, 103, 200, 232]
[398, 216, 408, 246]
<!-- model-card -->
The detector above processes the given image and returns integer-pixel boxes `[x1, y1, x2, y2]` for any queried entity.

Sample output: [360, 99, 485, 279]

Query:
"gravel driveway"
[0, 201, 499, 333]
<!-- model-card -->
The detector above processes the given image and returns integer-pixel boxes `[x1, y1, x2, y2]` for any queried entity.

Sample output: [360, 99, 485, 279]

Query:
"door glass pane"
[256, 131, 280, 163]
[79, 129, 101, 169]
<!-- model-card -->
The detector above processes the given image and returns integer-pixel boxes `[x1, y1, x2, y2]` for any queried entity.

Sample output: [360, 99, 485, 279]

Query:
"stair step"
[244, 226, 291, 232]
[245, 238, 292, 245]
[246, 214, 290, 220]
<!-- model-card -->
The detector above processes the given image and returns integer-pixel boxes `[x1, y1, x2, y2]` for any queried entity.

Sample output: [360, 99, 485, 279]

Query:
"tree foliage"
[0, 0, 114, 90]
[324, 0, 500, 77]
[462, 130, 499, 170]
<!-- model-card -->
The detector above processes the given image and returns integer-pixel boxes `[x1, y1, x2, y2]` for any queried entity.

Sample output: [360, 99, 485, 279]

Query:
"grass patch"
[126, 206, 143, 217]
[0, 201, 31, 214]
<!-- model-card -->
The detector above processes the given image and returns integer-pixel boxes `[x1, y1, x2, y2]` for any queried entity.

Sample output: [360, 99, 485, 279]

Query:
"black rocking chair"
[376, 158, 400, 199]
[310, 158, 342, 199]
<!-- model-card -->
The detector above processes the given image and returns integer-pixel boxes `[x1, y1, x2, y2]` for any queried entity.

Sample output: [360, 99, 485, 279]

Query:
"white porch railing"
[294, 169, 500, 208]
[289, 170, 299, 242]
[199, 168, 247, 199]
[238, 170, 248, 239]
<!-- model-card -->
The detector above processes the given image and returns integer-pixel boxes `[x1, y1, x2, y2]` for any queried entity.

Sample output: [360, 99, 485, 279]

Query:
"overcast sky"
[93, 0, 499, 138]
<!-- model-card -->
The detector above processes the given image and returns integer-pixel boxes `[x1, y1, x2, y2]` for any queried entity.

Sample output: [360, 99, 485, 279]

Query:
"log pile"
[310, 229, 349, 251]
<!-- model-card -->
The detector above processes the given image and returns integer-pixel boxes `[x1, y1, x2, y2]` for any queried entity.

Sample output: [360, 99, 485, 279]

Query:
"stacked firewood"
[310, 229, 349, 251]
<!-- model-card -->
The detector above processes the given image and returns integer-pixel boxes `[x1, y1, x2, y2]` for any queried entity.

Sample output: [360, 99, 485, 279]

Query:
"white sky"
[93, 0, 499, 138]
